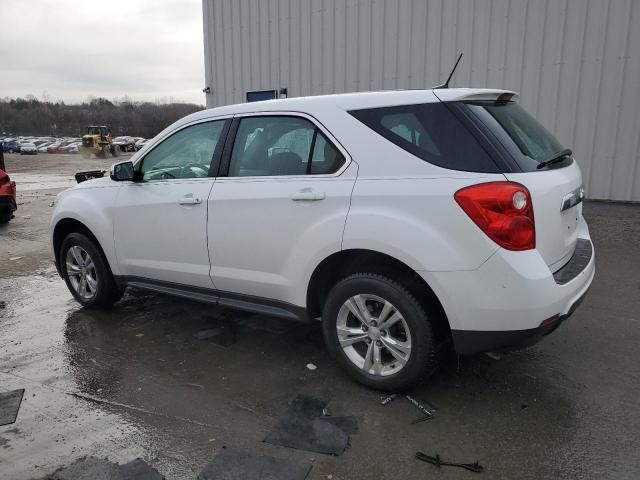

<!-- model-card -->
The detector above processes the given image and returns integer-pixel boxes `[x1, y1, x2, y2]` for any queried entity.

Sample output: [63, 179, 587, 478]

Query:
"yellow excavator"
[79, 126, 118, 158]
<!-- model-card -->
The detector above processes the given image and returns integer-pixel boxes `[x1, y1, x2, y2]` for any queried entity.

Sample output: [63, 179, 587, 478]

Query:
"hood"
[72, 176, 116, 189]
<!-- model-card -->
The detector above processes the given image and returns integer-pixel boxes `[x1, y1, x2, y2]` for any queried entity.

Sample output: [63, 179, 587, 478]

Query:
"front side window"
[349, 102, 499, 173]
[228, 116, 344, 177]
[140, 120, 224, 181]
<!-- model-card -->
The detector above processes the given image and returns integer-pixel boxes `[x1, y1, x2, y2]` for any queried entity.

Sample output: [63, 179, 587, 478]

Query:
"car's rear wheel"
[322, 273, 438, 391]
[60, 232, 123, 308]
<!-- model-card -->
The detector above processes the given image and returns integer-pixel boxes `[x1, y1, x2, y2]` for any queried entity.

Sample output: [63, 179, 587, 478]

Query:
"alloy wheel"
[65, 246, 98, 300]
[336, 294, 412, 376]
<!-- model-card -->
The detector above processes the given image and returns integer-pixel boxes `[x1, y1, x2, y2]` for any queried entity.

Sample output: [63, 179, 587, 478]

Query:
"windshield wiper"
[536, 148, 573, 170]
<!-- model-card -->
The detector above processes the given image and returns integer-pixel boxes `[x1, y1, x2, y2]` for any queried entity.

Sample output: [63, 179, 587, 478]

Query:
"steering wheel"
[179, 163, 209, 178]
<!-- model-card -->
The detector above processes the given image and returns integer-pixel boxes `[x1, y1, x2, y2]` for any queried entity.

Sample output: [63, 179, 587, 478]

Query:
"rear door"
[461, 100, 584, 271]
[207, 113, 356, 304]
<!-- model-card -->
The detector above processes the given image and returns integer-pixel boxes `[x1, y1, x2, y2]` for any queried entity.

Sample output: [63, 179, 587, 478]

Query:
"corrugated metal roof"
[203, 0, 640, 201]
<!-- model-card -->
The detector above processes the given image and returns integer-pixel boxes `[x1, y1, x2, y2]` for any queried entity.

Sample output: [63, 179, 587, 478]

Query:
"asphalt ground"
[1, 152, 639, 479]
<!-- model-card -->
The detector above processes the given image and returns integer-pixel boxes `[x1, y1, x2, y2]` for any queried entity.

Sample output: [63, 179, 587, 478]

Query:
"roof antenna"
[433, 53, 463, 89]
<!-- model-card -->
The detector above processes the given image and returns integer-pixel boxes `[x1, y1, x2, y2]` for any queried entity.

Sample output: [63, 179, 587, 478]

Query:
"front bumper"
[421, 219, 595, 354]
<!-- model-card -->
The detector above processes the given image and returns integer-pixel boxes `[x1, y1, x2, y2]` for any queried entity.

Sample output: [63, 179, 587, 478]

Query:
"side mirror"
[110, 161, 135, 181]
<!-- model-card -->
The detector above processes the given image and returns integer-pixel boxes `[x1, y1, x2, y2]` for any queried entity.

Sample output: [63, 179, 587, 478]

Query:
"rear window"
[349, 102, 500, 173]
[464, 101, 568, 171]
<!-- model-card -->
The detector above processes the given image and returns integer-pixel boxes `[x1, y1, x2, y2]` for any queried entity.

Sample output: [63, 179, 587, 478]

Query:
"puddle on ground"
[1, 270, 639, 479]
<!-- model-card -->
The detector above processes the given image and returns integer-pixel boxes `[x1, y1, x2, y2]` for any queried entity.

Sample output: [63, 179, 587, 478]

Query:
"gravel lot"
[1, 153, 639, 479]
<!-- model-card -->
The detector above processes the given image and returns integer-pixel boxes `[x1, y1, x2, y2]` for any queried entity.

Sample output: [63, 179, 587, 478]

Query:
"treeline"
[0, 96, 205, 138]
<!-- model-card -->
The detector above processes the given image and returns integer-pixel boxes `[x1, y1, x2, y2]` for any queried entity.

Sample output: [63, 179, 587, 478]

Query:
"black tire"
[322, 273, 438, 391]
[0, 213, 12, 224]
[60, 232, 123, 308]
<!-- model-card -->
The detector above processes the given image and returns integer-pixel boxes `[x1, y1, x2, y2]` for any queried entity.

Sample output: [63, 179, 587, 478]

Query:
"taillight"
[454, 181, 535, 251]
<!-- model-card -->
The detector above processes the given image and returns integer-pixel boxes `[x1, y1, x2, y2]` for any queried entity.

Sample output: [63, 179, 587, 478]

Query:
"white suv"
[50, 89, 595, 390]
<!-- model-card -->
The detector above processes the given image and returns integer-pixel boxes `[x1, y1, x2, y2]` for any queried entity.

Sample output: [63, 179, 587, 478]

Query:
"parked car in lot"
[47, 143, 63, 153]
[2, 140, 21, 153]
[50, 89, 595, 390]
[112, 136, 136, 152]
[134, 138, 147, 150]
[0, 168, 17, 223]
[20, 142, 38, 154]
[60, 142, 80, 154]
[37, 142, 55, 153]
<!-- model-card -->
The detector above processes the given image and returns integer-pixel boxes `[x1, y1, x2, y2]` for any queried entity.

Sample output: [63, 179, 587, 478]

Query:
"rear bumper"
[420, 218, 595, 354]
[0, 196, 16, 213]
[451, 285, 589, 354]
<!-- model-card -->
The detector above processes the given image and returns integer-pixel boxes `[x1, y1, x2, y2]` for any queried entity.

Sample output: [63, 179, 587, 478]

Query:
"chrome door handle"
[179, 195, 202, 205]
[290, 190, 326, 201]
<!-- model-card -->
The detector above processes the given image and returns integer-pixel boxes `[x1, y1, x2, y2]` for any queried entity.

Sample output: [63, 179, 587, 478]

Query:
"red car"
[0, 168, 17, 223]
[47, 143, 62, 153]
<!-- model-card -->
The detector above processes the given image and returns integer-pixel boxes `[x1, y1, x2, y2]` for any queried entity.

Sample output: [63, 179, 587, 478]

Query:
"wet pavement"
[1, 156, 639, 479]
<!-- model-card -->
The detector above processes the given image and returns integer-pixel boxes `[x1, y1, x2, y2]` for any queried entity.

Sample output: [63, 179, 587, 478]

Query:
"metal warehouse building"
[202, 0, 640, 201]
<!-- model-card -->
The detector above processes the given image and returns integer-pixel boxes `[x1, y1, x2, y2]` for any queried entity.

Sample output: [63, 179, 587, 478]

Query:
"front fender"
[50, 184, 121, 275]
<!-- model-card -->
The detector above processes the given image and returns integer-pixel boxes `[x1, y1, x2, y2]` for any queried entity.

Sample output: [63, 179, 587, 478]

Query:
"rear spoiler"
[433, 89, 519, 103]
[75, 170, 106, 184]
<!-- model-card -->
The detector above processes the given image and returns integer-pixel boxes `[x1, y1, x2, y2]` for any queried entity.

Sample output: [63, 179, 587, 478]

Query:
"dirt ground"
[1, 153, 639, 479]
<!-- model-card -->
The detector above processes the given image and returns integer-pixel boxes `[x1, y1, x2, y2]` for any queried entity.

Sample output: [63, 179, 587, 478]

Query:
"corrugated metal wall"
[203, 0, 640, 201]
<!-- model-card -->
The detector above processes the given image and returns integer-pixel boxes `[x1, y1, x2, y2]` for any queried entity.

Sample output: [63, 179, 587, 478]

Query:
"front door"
[208, 114, 356, 305]
[113, 119, 227, 289]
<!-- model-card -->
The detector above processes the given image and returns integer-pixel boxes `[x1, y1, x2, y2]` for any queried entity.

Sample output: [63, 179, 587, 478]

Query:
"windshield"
[465, 101, 569, 171]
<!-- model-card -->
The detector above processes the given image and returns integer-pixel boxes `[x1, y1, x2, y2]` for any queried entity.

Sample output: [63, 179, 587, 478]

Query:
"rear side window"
[228, 116, 345, 177]
[349, 102, 499, 173]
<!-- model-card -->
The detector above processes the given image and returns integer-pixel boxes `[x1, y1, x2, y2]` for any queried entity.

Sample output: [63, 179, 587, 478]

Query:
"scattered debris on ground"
[194, 325, 238, 347]
[197, 448, 311, 480]
[264, 395, 357, 455]
[306, 363, 317, 370]
[0, 389, 24, 426]
[415, 451, 484, 473]
[50, 456, 164, 480]
[380, 393, 436, 423]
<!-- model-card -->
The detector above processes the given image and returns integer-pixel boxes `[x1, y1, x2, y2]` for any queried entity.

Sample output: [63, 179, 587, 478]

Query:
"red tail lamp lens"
[454, 182, 535, 251]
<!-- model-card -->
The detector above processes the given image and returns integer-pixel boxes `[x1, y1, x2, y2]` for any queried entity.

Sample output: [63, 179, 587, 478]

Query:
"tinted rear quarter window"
[349, 102, 500, 173]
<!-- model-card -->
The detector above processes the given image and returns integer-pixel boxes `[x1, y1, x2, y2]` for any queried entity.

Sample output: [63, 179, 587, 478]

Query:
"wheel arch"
[306, 249, 452, 341]
[52, 218, 111, 276]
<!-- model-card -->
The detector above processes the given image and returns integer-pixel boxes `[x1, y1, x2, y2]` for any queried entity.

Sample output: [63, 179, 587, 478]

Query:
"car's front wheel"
[60, 232, 123, 308]
[322, 273, 438, 391]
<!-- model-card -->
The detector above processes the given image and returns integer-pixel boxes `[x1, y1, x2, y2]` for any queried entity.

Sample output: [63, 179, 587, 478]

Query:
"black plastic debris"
[74, 170, 106, 184]
[197, 449, 311, 480]
[415, 451, 484, 474]
[51, 456, 164, 480]
[319, 415, 359, 435]
[264, 396, 357, 455]
[0, 389, 24, 426]
[194, 325, 237, 347]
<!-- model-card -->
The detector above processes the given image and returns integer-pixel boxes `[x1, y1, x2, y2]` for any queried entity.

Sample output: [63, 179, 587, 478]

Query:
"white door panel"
[114, 179, 215, 288]
[208, 162, 357, 305]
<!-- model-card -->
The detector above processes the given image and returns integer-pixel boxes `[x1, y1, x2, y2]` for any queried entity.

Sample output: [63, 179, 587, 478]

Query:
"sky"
[0, 0, 206, 105]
